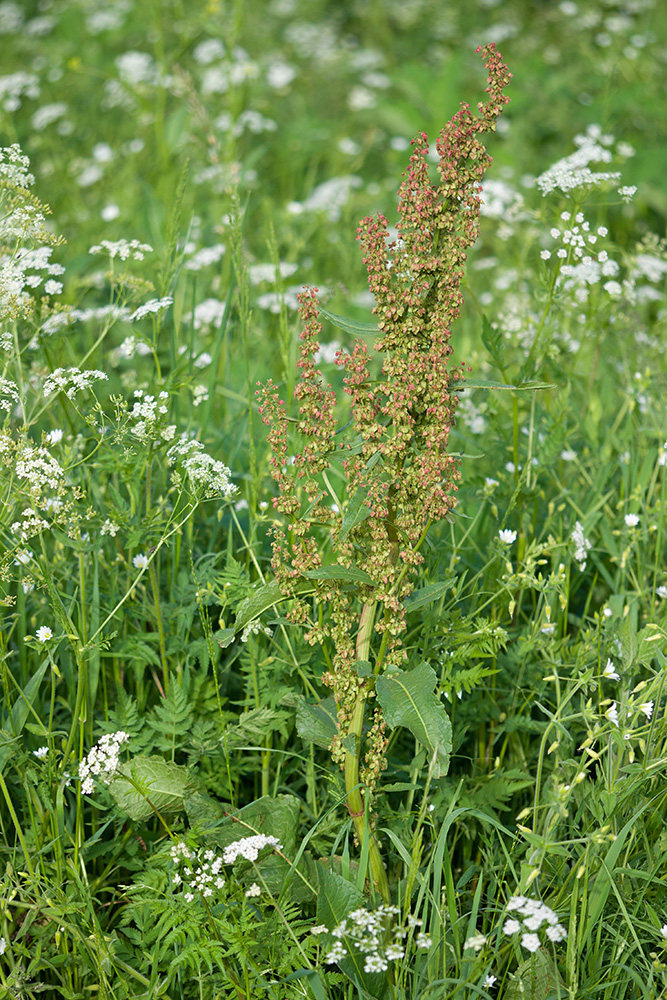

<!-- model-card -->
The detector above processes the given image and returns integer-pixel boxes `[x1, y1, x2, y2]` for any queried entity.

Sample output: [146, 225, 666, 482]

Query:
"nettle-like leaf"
[375, 661, 452, 778]
[108, 755, 192, 821]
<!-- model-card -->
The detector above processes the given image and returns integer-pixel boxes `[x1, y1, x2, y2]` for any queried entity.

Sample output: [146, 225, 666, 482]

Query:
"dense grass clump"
[1, 2, 667, 998]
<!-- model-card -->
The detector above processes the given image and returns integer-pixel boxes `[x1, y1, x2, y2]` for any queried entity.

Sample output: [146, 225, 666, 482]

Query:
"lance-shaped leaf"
[403, 579, 455, 612]
[375, 662, 451, 778]
[234, 579, 316, 633]
[318, 305, 379, 338]
[303, 565, 374, 585]
[461, 378, 555, 391]
[108, 755, 191, 821]
[338, 485, 373, 542]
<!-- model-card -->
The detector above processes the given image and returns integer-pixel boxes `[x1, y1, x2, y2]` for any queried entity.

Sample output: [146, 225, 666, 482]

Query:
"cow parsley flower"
[130, 296, 173, 321]
[43, 367, 108, 399]
[502, 896, 567, 952]
[167, 436, 237, 499]
[89, 238, 153, 260]
[79, 731, 129, 795]
[222, 834, 282, 864]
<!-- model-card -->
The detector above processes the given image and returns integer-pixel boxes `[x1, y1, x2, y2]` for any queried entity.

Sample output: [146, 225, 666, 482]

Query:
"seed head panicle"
[259, 46, 511, 779]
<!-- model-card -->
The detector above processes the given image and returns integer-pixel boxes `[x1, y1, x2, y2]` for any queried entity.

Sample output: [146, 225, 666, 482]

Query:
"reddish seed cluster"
[258, 45, 511, 782]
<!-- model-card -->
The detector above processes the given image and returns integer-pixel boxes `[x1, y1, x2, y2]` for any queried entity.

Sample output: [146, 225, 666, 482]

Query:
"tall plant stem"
[343, 602, 390, 903]
[146, 448, 169, 694]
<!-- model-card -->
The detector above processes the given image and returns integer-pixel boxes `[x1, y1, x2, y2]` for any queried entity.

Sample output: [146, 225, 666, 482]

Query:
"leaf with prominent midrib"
[234, 579, 316, 633]
[461, 378, 555, 391]
[375, 662, 451, 778]
[303, 565, 374, 584]
[108, 756, 191, 821]
[318, 305, 379, 338]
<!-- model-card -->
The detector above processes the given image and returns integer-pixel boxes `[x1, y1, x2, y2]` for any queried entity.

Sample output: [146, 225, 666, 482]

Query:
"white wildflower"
[606, 702, 619, 726]
[570, 520, 591, 570]
[33, 746, 49, 759]
[43, 367, 108, 400]
[130, 297, 173, 321]
[79, 731, 129, 793]
[498, 529, 517, 544]
[624, 513, 640, 527]
[36, 625, 53, 643]
[603, 659, 620, 681]
[521, 933, 541, 952]
[222, 834, 282, 864]
[133, 553, 149, 570]
[464, 933, 487, 952]
[89, 238, 153, 260]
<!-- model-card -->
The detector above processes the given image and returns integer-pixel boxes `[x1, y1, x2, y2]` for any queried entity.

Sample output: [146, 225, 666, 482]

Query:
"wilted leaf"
[504, 948, 566, 1000]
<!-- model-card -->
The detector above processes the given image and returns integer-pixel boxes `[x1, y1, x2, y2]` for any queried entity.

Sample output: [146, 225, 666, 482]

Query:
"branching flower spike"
[259, 44, 511, 898]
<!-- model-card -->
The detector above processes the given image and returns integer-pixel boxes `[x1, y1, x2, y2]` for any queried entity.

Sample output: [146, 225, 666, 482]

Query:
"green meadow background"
[1, 0, 667, 997]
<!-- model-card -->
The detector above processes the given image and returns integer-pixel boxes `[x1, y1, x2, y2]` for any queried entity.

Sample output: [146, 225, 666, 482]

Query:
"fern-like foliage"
[145, 675, 194, 757]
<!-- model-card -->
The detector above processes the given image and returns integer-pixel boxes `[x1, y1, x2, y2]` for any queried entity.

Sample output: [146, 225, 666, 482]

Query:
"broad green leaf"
[296, 696, 338, 749]
[318, 305, 379, 338]
[108, 756, 191, 822]
[0, 660, 49, 774]
[375, 662, 451, 778]
[214, 628, 235, 649]
[234, 579, 315, 633]
[339, 485, 372, 542]
[208, 794, 301, 856]
[403, 579, 455, 612]
[304, 565, 374, 584]
[316, 864, 389, 999]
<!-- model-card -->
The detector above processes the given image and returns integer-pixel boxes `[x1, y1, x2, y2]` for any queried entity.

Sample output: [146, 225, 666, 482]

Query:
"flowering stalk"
[259, 44, 511, 894]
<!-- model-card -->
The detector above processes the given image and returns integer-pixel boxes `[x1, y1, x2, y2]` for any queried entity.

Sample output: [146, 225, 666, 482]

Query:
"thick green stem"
[343, 602, 390, 903]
